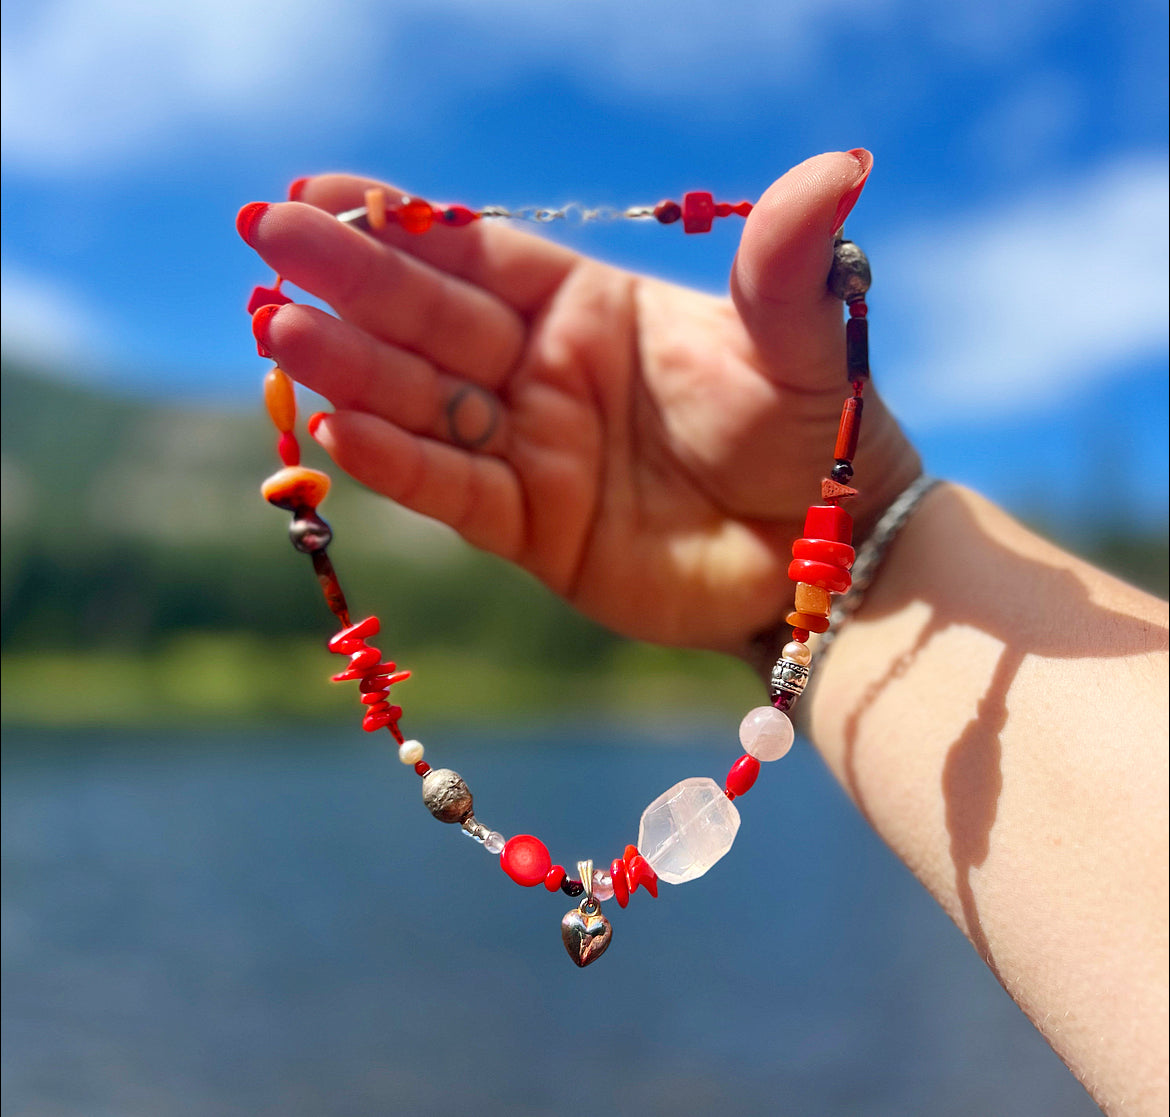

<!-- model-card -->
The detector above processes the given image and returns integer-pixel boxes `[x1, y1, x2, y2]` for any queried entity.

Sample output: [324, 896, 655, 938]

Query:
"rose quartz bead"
[591, 869, 615, 901]
[738, 706, 795, 762]
[637, 777, 740, 885]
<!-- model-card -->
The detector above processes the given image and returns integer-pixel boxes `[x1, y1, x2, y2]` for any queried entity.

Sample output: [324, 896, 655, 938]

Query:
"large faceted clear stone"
[637, 777, 741, 885]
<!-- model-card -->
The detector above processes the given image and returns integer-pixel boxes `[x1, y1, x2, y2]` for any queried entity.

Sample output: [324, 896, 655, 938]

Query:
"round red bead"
[610, 858, 630, 908]
[414, 760, 431, 776]
[726, 754, 761, 796]
[788, 557, 852, 593]
[395, 197, 434, 234]
[500, 835, 552, 887]
[654, 200, 682, 224]
[791, 628, 810, 643]
[277, 431, 300, 466]
[544, 865, 567, 891]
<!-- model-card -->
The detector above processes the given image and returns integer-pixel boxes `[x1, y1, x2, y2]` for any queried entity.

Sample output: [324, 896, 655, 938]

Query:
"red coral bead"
[360, 691, 389, 705]
[500, 835, 552, 887]
[791, 538, 856, 569]
[787, 558, 852, 594]
[803, 504, 853, 544]
[545, 865, 567, 891]
[246, 285, 292, 315]
[681, 191, 715, 234]
[727, 754, 761, 796]
[438, 205, 479, 227]
[414, 761, 431, 777]
[626, 854, 658, 898]
[362, 709, 396, 732]
[277, 431, 300, 466]
[328, 617, 380, 653]
[610, 858, 630, 908]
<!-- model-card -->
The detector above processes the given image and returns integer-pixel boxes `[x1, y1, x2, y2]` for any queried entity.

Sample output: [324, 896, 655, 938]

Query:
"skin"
[240, 152, 1168, 1113]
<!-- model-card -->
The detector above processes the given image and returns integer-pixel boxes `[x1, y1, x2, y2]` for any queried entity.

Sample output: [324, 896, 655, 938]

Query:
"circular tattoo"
[445, 384, 501, 450]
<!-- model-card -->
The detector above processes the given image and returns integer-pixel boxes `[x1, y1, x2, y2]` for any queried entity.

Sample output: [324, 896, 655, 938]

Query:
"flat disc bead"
[739, 706, 795, 762]
[500, 834, 552, 886]
[261, 466, 330, 510]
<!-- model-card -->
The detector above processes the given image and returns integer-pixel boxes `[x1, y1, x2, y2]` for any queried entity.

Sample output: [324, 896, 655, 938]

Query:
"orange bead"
[786, 611, 831, 634]
[794, 582, 831, 617]
[260, 466, 331, 510]
[365, 187, 388, 230]
[396, 197, 435, 234]
[263, 368, 297, 432]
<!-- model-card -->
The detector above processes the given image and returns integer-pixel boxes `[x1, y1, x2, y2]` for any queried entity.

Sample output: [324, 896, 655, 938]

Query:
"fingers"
[255, 302, 510, 456]
[310, 409, 524, 561]
[241, 200, 526, 389]
[287, 174, 579, 316]
[730, 149, 873, 391]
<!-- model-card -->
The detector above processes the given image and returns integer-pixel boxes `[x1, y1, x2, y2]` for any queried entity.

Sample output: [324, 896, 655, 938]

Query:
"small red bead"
[438, 205, 479, 227]
[654, 200, 681, 224]
[414, 760, 430, 776]
[501, 835, 553, 887]
[803, 504, 853, 544]
[681, 191, 715, 234]
[358, 672, 395, 692]
[395, 197, 434, 234]
[726, 754, 761, 796]
[545, 865, 567, 891]
[731, 201, 753, 216]
[849, 300, 868, 318]
[361, 691, 389, 705]
[714, 202, 733, 217]
[277, 431, 300, 466]
[610, 858, 630, 908]
[623, 843, 640, 862]
[791, 538, 856, 569]
[788, 557, 852, 594]
[725, 789, 737, 800]
[791, 628, 811, 643]
[362, 709, 396, 732]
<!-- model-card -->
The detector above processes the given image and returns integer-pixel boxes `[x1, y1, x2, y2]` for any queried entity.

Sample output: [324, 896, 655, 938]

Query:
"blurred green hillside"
[2, 366, 1166, 731]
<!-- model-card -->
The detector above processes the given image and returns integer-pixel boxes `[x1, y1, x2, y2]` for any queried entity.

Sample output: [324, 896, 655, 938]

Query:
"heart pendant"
[561, 901, 613, 967]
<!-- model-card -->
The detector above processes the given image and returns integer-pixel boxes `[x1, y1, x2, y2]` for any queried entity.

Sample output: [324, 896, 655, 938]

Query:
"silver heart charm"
[561, 899, 612, 967]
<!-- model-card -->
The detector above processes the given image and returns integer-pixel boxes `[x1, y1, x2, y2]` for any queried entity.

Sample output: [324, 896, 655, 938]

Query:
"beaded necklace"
[244, 188, 872, 967]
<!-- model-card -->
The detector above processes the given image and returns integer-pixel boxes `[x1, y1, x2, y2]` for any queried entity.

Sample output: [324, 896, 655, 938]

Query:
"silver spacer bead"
[770, 658, 811, 701]
[827, 238, 871, 302]
[421, 768, 474, 824]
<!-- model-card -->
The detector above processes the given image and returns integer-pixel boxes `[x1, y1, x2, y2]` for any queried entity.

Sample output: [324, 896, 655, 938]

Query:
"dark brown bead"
[654, 200, 682, 224]
[831, 460, 854, 483]
[846, 316, 869, 380]
[560, 877, 585, 897]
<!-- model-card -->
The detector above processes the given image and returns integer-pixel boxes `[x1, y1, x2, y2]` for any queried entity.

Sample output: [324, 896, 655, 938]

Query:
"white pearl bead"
[781, 640, 812, 666]
[398, 739, 425, 765]
[484, 831, 506, 855]
[738, 706, 795, 762]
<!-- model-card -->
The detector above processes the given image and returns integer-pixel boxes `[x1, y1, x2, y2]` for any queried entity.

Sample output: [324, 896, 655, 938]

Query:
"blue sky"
[2, 0, 1167, 534]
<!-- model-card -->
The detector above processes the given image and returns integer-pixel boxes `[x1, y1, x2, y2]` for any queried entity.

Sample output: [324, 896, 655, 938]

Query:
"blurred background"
[2, 0, 1165, 1113]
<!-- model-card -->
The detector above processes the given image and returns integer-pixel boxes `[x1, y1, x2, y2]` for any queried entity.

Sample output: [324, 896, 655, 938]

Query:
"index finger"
[290, 174, 580, 317]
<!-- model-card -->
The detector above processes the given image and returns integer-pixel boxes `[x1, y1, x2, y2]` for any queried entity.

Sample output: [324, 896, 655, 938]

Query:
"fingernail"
[236, 201, 269, 245]
[307, 412, 328, 438]
[288, 177, 309, 202]
[832, 149, 873, 234]
[251, 303, 282, 358]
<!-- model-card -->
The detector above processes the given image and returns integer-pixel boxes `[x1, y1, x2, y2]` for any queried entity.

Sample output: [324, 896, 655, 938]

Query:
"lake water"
[2, 725, 1098, 1116]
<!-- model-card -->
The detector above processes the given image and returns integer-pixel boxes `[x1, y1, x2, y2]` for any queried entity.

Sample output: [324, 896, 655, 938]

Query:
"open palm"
[241, 153, 919, 655]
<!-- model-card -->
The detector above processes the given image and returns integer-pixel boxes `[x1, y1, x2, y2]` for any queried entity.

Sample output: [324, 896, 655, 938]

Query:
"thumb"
[731, 149, 872, 390]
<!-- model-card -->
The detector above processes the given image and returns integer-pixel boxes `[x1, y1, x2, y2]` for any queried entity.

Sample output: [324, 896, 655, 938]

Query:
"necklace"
[243, 188, 872, 967]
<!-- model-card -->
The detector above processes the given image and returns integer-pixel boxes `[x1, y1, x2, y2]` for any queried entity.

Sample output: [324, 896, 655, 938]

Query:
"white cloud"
[0, 264, 115, 372]
[878, 154, 1169, 427]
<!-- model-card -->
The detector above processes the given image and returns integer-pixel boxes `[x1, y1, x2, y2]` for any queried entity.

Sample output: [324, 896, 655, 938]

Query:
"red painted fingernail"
[251, 303, 282, 358]
[236, 202, 269, 245]
[288, 177, 309, 202]
[307, 412, 328, 438]
[832, 149, 873, 234]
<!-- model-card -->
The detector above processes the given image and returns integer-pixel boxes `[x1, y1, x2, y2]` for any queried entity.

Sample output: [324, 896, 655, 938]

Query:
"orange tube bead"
[833, 396, 863, 464]
[263, 368, 297, 432]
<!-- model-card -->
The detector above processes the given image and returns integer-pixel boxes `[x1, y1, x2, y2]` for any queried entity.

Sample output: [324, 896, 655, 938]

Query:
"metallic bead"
[461, 815, 490, 842]
[289, 509, 333, 553]
[770, 657, 811, 702]
[827, 239, 871, 302]
[421, 768, 474, 824]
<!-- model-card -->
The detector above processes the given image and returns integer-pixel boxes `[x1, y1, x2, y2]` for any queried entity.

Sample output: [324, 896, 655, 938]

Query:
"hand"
[239, 151, 920, 655]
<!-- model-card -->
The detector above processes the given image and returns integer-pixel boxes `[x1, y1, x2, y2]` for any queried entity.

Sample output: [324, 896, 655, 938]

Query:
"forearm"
[805, 483, 1168, 1114]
